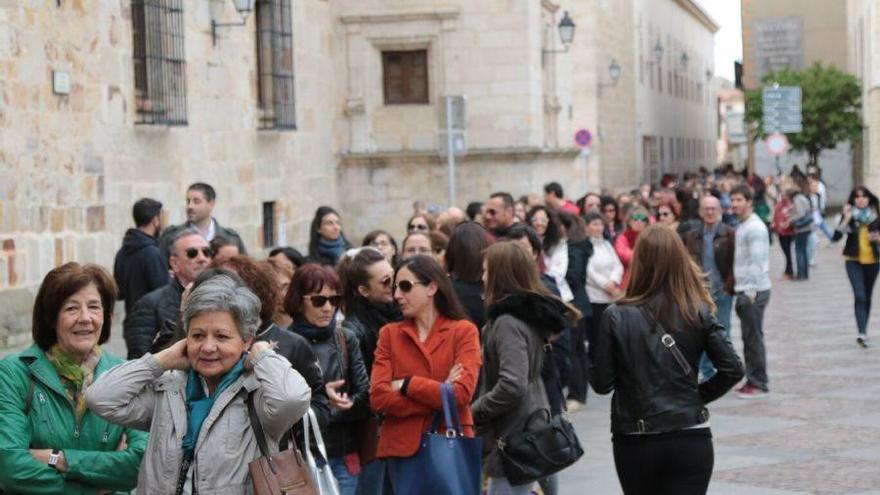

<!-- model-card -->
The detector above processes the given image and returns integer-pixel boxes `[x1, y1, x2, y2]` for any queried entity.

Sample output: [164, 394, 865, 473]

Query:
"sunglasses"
[485, 208, 498, 216]
[392, 280, 424, 293]
[629, 214, 648, 222]
[305, 295, 341, 308]
[380, 276, 393, 288]
[855, 194, 868, 199]
[408, 223, 429, 231]
[658, 211, 673, 218]
[184, 247, 213, 259]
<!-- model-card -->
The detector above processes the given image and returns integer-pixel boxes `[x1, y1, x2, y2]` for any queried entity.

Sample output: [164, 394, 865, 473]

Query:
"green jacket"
[0, 345, 147, 494]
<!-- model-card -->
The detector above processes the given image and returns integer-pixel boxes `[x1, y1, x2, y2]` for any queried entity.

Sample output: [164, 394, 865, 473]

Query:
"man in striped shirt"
[731, 184, 772, 399]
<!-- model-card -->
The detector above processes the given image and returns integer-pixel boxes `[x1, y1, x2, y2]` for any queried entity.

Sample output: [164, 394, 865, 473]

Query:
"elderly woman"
[85, 275, 311, 494]
[0, 262, 147, 494]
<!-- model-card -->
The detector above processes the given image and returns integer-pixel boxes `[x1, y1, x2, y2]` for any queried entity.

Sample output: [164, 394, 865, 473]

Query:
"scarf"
[46, 345, 101, 422]
[318, 236, 347, 264]
[853, 207, 877, 227]
[350, 300, 403, 335]
[182, 357, 246, 460]
[291, 316, 336, 342]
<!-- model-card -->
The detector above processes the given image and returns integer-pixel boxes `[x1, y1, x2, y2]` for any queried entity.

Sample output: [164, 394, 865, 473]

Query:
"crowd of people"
[0, 165, 875, 495]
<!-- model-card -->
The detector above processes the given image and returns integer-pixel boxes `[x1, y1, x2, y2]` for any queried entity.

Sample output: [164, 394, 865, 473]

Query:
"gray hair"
[182, 274, 262, 341]
[171, 227, 204, 256]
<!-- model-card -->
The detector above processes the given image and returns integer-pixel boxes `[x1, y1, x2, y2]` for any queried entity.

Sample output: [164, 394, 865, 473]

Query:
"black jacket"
[588, 303, 744, 434]
[565, 238, 593, 320]
[122, 280, 184, 359]
[832, 215, 880, 259]
[291, 321, 370, 458]
[157, 219, 247, 262]
[452, 279, 486, 331]
[342, 301, 403, 374]
[256, 324, 331, 430]
[113, 229, 169, 314]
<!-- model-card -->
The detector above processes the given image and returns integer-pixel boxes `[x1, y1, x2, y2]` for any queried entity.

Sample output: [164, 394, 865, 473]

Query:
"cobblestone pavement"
[559, 241, 880, 494]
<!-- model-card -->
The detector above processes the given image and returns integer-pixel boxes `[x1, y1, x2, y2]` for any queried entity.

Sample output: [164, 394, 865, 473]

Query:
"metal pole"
[446, 96, 456, 207]
[775, 155, 782, 176]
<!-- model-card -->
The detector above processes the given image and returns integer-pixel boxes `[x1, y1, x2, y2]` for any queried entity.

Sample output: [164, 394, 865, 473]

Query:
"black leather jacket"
[588, 303, 743, 434]
[122, 279, 184, 359]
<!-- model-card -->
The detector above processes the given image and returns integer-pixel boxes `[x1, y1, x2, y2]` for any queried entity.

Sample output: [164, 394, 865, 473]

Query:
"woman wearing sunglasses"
[288, 264, 371, 494]
[832, 186, 880, 347]
[615, 207, 651, 289]
[370, 255, 482, 492]
[406, 213, 437, 234]
[656, 202, 680, 231]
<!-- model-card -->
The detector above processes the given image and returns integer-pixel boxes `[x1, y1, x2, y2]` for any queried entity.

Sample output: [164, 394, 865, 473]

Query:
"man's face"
[169, 234, 211, 285]
[730, 193, 752, 219]
[699, 197, 722, 226]
[584, 195, 601, 213]
[483, 197, 513, 231]
[186, 190, 214, 224]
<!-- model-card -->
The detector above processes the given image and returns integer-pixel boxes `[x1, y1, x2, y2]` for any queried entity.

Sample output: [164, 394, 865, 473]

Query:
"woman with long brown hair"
[474, 242, 578, 495]
[589, 225, 743, 495]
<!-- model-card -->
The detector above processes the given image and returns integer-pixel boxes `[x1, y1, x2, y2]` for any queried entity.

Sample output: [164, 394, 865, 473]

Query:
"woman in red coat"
[369, 255, 481, 492]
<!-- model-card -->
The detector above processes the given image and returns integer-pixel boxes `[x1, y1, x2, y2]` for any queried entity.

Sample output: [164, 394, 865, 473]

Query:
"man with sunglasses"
[483, 191, 519, 238]
[123, 229, 212, 359]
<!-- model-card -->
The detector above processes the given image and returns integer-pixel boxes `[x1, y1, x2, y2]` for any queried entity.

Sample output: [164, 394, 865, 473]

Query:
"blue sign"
[575, 129, 592, 148]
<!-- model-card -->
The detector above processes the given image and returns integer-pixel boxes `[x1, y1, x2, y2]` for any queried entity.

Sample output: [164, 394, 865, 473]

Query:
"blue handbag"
[389, 383, 483, 495]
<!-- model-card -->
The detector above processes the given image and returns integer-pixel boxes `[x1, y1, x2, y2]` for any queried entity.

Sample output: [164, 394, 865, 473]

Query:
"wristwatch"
[47, 449, 61, 469]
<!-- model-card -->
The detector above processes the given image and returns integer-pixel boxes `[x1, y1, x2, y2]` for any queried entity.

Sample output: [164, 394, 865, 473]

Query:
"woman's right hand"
[153, 339, 190, 371]
[843, 204, 853, 220]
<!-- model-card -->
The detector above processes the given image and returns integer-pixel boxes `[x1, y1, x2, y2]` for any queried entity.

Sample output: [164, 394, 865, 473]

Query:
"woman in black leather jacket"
[588, 225, 744, 495]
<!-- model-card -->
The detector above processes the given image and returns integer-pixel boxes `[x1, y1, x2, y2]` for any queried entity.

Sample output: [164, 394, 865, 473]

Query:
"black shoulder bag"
[639, 307, 697, 381]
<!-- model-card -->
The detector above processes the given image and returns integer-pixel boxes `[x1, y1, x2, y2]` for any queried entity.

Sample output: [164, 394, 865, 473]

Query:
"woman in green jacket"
[0, 262, 146, 494]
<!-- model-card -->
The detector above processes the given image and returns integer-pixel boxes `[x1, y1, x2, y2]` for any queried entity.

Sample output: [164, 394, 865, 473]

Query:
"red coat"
[370, 315, 482, 458]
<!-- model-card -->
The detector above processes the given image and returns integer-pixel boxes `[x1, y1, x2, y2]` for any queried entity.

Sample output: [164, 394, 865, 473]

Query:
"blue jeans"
[845, 261, 880, 336]
[329, 457, 359, 495]
[355, 459, 391, 495]
[795, 231, 810, 279]
[699, 292, 733, 379]
[487, 477, 534, 495]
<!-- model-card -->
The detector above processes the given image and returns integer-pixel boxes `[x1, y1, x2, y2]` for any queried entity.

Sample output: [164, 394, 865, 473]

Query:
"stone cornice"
[674, 0, 720, 33]
[340, 8, 461, 25]
[340, 147, 580, 166]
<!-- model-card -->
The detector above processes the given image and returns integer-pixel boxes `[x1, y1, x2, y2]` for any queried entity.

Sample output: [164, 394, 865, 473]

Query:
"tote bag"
[302, 408, 342, 495]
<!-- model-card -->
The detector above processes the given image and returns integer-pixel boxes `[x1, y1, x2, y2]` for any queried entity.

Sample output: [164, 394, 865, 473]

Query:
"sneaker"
[857, 335, 870, 348]
[566, 399, 585, 413]
[737, 384, 769, 399]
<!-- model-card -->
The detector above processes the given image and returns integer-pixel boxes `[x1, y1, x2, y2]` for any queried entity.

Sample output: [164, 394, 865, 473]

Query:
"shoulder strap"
[334, 323, 349, 372]
[245, 391, 271, 458]
[639, 307, 697, 381]
[23, 375, 35, 415]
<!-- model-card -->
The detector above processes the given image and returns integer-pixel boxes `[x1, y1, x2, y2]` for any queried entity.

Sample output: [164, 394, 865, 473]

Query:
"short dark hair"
[395, 255, 468, 321]
[268, 246, 306, 268]
[284, 263, 342, 319]
[445, 222, 492, 283]
[583, 211, 605, 225]
[32, 263, 117, 351]
[730, 184, 753, 202]
[505, 224, 542, 256]
[544, 182, 564, 199]
[465, 202, 483, 221]
[489, 192, 515, 210]
[188, 183, 216, 202]
[209, 236, 234, 252]
[132, 198, 163, 227]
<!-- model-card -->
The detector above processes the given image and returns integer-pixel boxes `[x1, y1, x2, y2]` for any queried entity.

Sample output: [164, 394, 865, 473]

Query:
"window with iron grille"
[383, 50, 429, 105]
[131, 0, 187, 125]
[263, 201, 276, 247]
[256, 0, 296, 129]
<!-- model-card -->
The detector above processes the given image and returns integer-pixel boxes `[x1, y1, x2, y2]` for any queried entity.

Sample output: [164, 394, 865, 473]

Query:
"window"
[383, 50, 429, 104]
[131, 0, 187, 125]
[262, 201, 276, 247]
[256, 0, 296, 129]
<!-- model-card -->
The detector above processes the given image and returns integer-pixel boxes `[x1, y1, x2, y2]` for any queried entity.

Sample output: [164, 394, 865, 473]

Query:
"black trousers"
[613, 428, 714, 495]
[566, 317, 589, 402]
[778, 234, 794, 276]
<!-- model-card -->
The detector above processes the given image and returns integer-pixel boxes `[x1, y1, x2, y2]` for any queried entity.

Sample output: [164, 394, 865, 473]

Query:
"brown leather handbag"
[246, 393, 318, 495]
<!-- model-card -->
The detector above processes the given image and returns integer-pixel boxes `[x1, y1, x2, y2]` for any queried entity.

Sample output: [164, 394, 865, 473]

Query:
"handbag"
[390, 383, 482, 495]
[303, 408, 342, 495]
[497, 409, 584, 485]
[333, 325, 380, 465]
[246, 393, 318, 495]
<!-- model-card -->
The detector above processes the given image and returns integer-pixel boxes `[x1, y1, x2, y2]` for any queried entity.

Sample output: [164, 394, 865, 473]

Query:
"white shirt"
[586, 236, 624, 304]
[543, 240, 574, 302]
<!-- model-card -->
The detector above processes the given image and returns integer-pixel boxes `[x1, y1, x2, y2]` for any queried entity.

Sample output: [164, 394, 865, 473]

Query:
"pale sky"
[693, 0, 743, 82]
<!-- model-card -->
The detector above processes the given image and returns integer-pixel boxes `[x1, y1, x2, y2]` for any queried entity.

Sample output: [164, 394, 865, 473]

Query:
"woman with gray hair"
[86, 275, 312, 494]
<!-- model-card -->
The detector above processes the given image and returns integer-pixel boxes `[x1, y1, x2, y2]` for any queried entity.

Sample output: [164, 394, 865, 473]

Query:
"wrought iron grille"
[256, 0, 296, 129]
[132, 0, 188, 125]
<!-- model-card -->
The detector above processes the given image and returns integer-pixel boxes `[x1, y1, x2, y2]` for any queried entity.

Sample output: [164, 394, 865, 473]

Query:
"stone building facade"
[848, 0, 880, 193]
[0, 0, 717, 348]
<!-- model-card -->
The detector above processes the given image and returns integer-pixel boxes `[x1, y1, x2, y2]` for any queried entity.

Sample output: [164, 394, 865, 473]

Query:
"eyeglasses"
[658, 211, 673, 218]
[629, 214, 648, 222]
[530, 217, 549, 225]
[305, 295, 341, 308]
[408, 223, 429, 232]
[184, 247, 213, 259]
[392, 280, 424, 293]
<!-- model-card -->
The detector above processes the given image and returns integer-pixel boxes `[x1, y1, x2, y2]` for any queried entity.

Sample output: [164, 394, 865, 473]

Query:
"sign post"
[762, 85, 802, 134]
[765, 132, 790, 176]
[439, 95, 467, 206]
[574, 129, 593, 193]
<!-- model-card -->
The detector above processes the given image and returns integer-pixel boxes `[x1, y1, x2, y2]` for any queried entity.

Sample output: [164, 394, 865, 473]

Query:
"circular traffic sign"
[765, 132, 789, 156]
[575, 129, 592, 148]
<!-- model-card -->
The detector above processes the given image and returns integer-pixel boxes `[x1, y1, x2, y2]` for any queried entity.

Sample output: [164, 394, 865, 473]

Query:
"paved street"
[560, 241, 880, 494]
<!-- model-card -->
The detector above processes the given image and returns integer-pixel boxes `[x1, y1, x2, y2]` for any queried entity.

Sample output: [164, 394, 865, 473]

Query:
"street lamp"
[542, 11, 577, 61]
[705, 68, 713, 81]
[212, 0, 254, 46]
[680, 52, 689, 71]
[653, 41, 664, 64]
[599, 58, 622, 95]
